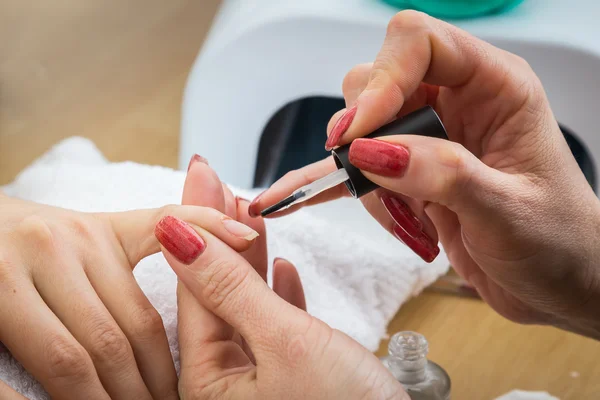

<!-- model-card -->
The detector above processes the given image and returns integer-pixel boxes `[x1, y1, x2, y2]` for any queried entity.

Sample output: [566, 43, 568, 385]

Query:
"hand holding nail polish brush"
[249, 10, 600, 341]
[260, 106, 448, 217]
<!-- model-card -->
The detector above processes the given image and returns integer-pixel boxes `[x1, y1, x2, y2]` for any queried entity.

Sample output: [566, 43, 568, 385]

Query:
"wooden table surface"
[1, 1, 599, 399]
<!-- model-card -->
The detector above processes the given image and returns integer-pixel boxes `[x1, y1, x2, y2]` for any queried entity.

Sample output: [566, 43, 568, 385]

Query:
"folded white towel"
[0, 137, 450, 399]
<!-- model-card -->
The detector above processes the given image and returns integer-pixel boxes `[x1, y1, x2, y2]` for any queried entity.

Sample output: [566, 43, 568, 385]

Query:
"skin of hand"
[248, 11, 600, 339]
[160, 156, 407, 400]
[0, 190, 265, 399]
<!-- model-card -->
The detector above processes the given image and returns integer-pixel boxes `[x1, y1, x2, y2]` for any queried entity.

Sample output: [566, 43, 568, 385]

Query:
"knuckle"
[66, 216, 96, 242]
[342, 63, 370, 92]
[181, 379, 229, 400]
[507, 54, 545, 101]
[45, 335, 91, 382]
[282, 169, 300, 183]
[437, 142, 475, 203]
[16, 216, 55, 252]
[129, 304, 165, 340]
[511, 53, 533, 71]
[0, 255, 20, 286]
[88, 322, 131, 364]
[284, 316, 329, 365]
[201, 258, 249, 310]
[157, 204, 181, 220]
[387, 10, 430, 36]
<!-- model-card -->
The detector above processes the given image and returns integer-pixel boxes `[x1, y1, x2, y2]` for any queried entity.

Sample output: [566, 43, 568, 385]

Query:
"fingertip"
[248, 191, 266, 218]
[183, 159, 226, 211]
[236, 196, 268, 282]
[187, 154, 208, 172]
[222, 184, 237, 218]
[325, 105, 357, 150]
[273, 258, 307, 311]
[236, 197, 267, 237]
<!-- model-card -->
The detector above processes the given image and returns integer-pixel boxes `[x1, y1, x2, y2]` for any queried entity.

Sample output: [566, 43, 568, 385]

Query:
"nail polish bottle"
[380, 331, 451, 400]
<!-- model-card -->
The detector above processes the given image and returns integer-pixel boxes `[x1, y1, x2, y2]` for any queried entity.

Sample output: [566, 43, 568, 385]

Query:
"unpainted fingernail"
[222, 217, 259, 241]
[325, 105, 357, 151]
[155, 216, 206, 264]
[187, 154, 209, 171]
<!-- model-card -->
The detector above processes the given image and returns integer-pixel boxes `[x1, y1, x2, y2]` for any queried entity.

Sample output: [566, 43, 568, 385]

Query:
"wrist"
[553, 199, 600, 339]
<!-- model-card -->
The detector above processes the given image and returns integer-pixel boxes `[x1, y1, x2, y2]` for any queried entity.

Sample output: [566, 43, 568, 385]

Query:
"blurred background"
[0, 0, 221, 184]
[1, 1, 599, 399]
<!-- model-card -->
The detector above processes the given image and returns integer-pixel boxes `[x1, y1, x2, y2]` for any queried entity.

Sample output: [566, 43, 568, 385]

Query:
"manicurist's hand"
[0, 191, 259, 399]
[161, 156, 407, 400]
[248, 11, 600, 339]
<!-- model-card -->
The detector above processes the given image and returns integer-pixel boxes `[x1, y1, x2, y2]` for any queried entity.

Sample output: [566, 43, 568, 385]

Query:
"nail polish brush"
[260, 106, 448, 217]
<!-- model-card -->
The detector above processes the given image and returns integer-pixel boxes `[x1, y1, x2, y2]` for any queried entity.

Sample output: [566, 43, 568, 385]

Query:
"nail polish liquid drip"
[380, 331, 451, 400]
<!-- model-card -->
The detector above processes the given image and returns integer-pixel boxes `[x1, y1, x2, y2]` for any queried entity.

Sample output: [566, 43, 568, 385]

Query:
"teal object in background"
[381, 0, 525, 19]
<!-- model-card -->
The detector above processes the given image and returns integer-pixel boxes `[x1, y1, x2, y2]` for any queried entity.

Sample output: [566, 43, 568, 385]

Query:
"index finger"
[335, 10, 519, 145]
[248, 157, 351, 218]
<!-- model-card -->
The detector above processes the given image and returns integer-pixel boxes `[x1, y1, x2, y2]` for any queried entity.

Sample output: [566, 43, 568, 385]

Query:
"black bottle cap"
[331, 106, 448, 198]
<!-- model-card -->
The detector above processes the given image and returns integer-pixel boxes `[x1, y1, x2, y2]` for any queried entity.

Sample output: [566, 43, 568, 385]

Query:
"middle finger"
[84, 248, 178, 400]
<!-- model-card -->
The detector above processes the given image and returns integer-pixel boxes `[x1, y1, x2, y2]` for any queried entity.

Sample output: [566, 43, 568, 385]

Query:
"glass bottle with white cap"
[380, 331, 451, 400]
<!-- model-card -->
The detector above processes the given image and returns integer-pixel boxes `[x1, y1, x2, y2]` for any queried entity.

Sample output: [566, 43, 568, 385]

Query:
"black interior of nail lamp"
[254, 97, 596, 193]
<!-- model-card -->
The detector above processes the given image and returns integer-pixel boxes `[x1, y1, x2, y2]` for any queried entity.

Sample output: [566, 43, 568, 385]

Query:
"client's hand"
[0, 192, 256, 399]
[248, 11, 600, 339]
[177, 155, 306, 368]
[157, 157, 407, 399]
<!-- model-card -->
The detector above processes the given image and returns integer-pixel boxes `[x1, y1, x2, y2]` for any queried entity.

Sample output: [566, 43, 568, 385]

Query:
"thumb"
[105, 204, 258, 267]
[348, 135, 509, 212]
[154, 215, 305, 358]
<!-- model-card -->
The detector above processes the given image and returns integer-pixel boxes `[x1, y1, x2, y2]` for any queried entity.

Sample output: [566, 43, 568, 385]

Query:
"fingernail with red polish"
[349, 138, 410, 177]
[392, 224, 439, 263]
[325, 105, 357, 151]
[155, 216, 206, 264]
[248, 191, 266, 218]
[187, 154, 209, 171]
[381, 194, 422, 238]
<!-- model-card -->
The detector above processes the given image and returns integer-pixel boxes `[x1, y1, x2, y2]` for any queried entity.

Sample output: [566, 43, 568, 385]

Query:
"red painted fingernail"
[349, 138, 410, 177]
[392, 224, 439, 263]
[155, 216, 206, 264]
[381, 194, 422, 238]
[187, 154, 209, 171]
[325, 105, 357, 151]
[248, 190, 266, 218]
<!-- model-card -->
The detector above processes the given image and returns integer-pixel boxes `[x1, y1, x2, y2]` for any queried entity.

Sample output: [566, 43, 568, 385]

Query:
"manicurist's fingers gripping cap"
[331, 106, 448, 198]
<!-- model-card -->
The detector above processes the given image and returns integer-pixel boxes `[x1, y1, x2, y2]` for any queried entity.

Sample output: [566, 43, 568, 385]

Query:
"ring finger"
[0, 277, 109, 400]
[32, 256, 151, 400]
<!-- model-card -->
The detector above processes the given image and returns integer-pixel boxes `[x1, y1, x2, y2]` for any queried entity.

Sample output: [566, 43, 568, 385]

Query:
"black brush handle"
[331, 106, 448, 198]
